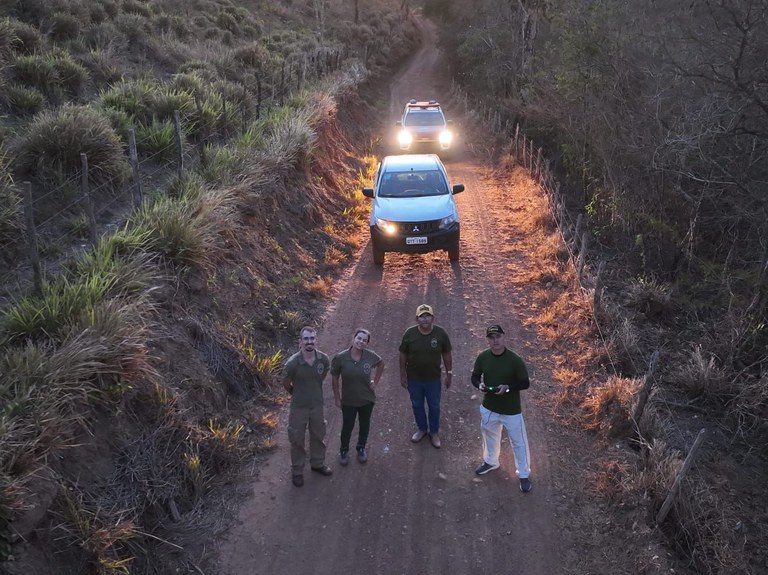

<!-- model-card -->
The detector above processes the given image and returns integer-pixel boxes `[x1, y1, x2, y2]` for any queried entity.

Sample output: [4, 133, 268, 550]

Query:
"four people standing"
[280, 317, 532, 493]
[331, 329, 385, 465]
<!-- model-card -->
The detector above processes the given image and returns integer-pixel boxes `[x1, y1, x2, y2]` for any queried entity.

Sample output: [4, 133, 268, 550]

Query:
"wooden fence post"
[528, 139, 534, 173]
[632, 350, 660, 426]
[256, 74, 262, 120]
[514, 124, 520, 162]
[535, 147, 542, 181]
[80, 153, 97, 245]
[577, 231, 589, 275]
[656, 428, 707, 525]
[22, 182, 42, 294]
[594, 260, 605, 311]
[127, 128, 142, 207]
[195, 96, 207, 167]
[173, 110, 183, 177]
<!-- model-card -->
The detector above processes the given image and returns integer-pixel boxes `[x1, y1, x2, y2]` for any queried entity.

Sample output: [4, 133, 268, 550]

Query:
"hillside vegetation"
[0, 0, 419, 573]
[428, 0, 767, 572]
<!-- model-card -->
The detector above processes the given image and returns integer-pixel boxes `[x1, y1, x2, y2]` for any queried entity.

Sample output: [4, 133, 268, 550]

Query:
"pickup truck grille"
[397, 220, 440, 234]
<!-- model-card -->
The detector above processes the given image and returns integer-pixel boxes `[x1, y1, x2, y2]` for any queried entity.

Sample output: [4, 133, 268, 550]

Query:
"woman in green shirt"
[331, 329, 385, 465]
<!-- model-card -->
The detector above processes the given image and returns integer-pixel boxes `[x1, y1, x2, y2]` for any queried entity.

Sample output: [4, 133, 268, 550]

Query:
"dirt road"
[216, 20, 569, 575]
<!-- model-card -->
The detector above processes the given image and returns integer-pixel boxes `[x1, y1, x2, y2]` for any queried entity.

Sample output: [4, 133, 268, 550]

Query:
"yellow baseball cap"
[416, 304, 434, 317]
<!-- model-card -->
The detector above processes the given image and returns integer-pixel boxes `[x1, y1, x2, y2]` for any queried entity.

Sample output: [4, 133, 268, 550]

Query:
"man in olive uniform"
[399, 304, 453, 449]
[281, 326, 333, 487]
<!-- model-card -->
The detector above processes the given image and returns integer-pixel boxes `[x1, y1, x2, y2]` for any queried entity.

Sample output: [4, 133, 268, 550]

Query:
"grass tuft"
[582, 375, 638, 437]
[16, 104, 129, 187]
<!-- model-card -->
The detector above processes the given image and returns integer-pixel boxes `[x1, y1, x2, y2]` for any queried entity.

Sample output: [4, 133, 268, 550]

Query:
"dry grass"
[671, 344, 730, 401]
[582, 375, 639, 436]
[305, 276, 332, 298]
[56, 486, 138, 575]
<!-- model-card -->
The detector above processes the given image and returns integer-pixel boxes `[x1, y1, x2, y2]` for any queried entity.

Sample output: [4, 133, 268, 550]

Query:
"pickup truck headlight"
[439, 130, 453, 146]
[375, 218, 398, 235]
[439, 214, 458, 229]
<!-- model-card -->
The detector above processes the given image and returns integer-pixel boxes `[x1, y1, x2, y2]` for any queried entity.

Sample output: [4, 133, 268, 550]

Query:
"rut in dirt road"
[215, 19, 568, 575]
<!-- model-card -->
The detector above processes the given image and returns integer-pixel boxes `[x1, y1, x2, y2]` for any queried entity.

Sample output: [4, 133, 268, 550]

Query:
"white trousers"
[479, 405, 531, 478]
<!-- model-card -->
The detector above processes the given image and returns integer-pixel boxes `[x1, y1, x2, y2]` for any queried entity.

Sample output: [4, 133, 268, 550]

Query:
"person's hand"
[400, 377, 408, 389]
[494, 385, 508, 395]
[479, 382, 487, 392]
[444, 373, 452, 389]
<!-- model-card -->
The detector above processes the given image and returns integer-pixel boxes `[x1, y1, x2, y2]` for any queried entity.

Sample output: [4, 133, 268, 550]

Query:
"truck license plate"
[406, 237, 428, 245]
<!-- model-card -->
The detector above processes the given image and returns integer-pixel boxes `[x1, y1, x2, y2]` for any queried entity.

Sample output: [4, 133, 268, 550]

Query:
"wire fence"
[448, 81, 710, 523]
[4, 45, 350, 304]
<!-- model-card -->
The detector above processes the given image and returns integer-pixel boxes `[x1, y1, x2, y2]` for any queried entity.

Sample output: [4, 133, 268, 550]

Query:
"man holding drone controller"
[470, 324, 533, 493]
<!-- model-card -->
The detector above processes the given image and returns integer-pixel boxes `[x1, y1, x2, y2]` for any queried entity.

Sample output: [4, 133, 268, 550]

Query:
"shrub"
[178, 60, 218, 81]
[135, 118, 178, 162]
[52, 53, 90, 96]
[129, 187, 236, 270]
[170, 71, 207, 98]
[122, 0, 152, 18]
[5, 19, 42, 55]
[232, 42, 270, 69]
[50, 12, 80, 42]
[83, 21, 128, 52]
[3, 274, 119, 343]
[100, 79, 195, 125]
[11, 53, 59, 97]
[16, 104, 129, 187]
[165, 171, 207, 201]
[0, 18, 17, 63]
[199, 144, 242, 185]
[11, 51, 89, 100]
[81, 49, 122, 87]
[0, 154, 21, 253]
[3, 84, 44, 115]
[114, 13, 150, 50]
[672, 344, 731, 401]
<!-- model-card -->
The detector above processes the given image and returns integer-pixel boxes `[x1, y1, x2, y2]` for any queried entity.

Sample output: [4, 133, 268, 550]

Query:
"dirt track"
[216, 20, 570, 575]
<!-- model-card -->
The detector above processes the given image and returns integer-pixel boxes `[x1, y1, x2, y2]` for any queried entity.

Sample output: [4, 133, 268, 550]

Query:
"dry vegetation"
[431, 0, 768, 571]
[0, 0, 419, 572]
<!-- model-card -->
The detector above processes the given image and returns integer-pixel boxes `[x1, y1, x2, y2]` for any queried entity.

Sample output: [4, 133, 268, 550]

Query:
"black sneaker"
[357, 447, 368, 464]
[519, 478, 532, 493]
[475, 462, 500, 475]
[339, 450, 349, 466]
[311, 465, 333, 476]
[292, 474, 304, 487]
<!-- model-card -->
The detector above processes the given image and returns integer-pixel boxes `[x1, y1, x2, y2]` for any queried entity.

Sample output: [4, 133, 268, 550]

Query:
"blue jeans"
[407, 379, 442, 433]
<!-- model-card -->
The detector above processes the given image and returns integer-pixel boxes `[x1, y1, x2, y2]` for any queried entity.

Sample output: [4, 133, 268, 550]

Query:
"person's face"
[300, 330, 317, 352]
[352, 331, 370, 350]
[487, 333, 505, 353]
[417, 313, 434, 329]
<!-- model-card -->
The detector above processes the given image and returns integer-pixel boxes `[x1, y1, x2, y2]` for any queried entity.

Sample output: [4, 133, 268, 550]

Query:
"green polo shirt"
[282, 350, 331, 409]
[471, 348, 529, 415]
[399, 325, 451, 381]
[331, 348, 382, 407]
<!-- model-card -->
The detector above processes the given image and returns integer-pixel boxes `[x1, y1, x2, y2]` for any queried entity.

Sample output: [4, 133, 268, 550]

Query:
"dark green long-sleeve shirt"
[471, 348, 530, 415]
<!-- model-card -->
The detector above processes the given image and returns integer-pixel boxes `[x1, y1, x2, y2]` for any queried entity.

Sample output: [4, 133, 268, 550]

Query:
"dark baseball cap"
[486, 324, 505, 337]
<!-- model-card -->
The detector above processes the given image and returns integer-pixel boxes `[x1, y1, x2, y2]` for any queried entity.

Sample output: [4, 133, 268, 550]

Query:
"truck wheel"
[448, 245, 459, 262]
[373, 246, 385, 265]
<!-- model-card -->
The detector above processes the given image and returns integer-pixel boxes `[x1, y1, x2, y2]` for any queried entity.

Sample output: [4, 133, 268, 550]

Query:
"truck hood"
[373, 195, 456, 222]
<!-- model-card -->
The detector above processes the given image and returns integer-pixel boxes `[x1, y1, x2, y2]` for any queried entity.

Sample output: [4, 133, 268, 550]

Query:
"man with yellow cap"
[398, 304, 453, 448]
